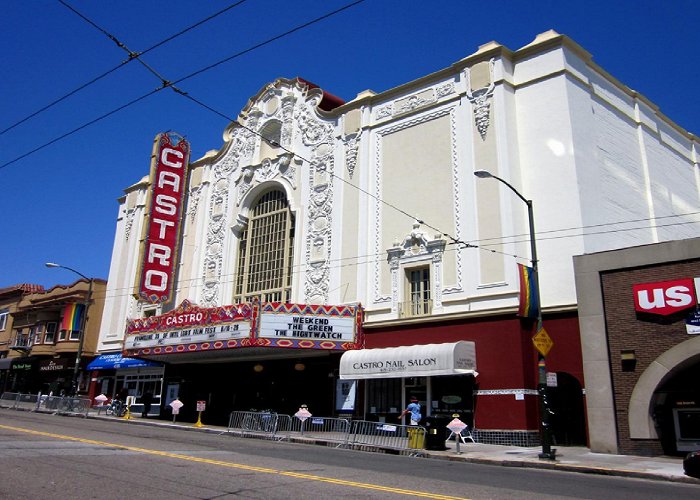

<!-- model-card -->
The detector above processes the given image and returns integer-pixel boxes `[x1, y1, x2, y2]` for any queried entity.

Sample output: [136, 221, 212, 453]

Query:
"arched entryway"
[629, 336, 700, 455]
[547, 372, 586, 446]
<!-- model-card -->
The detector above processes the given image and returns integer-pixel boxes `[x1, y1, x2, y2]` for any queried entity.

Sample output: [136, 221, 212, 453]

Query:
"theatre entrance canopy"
[123, 300, 363, 363]
[338, 341, 477, 380]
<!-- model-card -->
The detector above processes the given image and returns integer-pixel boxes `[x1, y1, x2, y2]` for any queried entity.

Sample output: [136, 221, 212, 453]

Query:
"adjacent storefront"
[575, 237, 700, 456]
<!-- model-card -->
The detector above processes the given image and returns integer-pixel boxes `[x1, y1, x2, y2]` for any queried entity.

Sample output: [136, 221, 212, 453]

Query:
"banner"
[517, 263, 539, 319]
[61, 303, 85, 332]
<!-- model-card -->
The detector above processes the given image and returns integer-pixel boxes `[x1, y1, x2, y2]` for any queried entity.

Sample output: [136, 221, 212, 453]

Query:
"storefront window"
[366, 378, 401, 421]
[430, 375, 475, 424]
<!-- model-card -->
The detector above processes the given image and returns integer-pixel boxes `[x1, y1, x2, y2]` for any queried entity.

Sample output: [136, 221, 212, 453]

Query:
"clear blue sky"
[1, 0, 698, 289]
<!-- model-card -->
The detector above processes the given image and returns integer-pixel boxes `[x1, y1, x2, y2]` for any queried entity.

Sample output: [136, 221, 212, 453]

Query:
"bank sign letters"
[123, 301, 362, 357]
[633, 278, 699, 316]
[137, 132, 190, 305]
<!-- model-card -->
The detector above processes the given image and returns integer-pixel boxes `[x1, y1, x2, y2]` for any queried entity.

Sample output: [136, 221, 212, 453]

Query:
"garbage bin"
[407, 426, 425, 449]
[684, 451, 700, 478]
[423, 416, 449, 451]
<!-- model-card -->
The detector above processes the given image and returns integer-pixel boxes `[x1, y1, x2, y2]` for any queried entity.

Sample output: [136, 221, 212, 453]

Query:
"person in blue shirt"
[399, 396, 422, 425]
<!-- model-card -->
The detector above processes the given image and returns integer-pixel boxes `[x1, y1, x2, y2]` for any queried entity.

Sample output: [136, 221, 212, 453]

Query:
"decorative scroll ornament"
[466, 59, 496, 140]
[343, 133, 360, 179]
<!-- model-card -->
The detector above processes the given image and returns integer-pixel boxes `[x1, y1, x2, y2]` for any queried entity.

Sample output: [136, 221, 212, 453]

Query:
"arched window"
[234, 190, 294, 303]
[258, 120, 282, 162]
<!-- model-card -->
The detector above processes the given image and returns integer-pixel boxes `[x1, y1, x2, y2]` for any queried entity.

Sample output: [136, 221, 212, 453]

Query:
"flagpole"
[474, 170, 555, 460]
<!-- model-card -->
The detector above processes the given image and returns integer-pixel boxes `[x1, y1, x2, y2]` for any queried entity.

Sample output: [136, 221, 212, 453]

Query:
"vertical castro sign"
[138, 132, 190, 304]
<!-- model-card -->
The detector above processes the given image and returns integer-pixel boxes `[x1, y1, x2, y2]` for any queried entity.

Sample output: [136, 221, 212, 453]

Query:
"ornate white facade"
[98, 30, 699, 353]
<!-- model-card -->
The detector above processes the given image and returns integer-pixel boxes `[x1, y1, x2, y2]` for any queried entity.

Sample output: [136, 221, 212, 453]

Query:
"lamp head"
[45, 262, 60, 268]
[473, 170, 494, 179]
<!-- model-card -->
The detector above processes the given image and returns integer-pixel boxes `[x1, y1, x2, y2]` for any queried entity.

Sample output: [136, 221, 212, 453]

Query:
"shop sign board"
[633, 278, 698, 316]
[257, 303, 362, 350]
[123, 301, 363, 357]
[124, 300, 252, 351]
[136, 132, 190, 305]
[39, 359, 71, 372]
[686, 311, 700, 335]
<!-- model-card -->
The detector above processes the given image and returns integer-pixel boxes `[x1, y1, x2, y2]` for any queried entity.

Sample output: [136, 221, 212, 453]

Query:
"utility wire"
[0, 0, 365, 171]
[0, 0, 247, 136]
[82, 215, 700, 303]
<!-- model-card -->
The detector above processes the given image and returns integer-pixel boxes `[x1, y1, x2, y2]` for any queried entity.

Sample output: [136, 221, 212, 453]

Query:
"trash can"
[423, 416, 449, 451]
[684, 451, 700, 478]
[407, 427, 425, 449]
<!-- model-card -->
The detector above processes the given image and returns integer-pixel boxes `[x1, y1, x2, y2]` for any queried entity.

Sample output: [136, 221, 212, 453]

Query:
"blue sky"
[1, 0, 698, 289]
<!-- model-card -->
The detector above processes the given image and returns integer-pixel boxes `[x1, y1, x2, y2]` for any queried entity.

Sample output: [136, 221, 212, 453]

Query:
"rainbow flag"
[61, 303, 85, 332]
[517, 263, 539, 319]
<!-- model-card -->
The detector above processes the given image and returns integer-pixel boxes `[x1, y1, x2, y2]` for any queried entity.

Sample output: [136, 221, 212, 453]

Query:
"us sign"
[137, 132, 190, 304]
[633, 278, 698, 316]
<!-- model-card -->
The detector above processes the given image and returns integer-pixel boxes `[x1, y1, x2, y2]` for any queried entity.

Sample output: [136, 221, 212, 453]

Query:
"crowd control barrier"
[276, 415, 351, 448]
[227, 410, 281, 440]
[0, 392, 91, 417]
[348, 420, 427, 455]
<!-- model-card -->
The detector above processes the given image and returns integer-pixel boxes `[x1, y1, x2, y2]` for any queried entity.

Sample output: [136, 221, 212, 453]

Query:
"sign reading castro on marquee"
[124, 300, 252, 351]
[137, 132, 190, 305]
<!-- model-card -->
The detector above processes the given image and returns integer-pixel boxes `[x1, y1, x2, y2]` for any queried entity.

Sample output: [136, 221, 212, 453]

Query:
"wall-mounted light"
[253, 364, 264, 373]
[621, 350, 637, 372]
[294, 363, 305, 372]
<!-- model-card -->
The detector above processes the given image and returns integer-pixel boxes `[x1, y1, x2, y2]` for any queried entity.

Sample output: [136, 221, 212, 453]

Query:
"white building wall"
[96, 31, 699, 352]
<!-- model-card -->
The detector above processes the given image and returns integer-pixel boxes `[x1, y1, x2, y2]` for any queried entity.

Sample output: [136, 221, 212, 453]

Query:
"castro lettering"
[633, 278, 697, 316]
[138, 133, 190, 304]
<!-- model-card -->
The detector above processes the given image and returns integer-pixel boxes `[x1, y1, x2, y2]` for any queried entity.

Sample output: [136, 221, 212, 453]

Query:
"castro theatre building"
[96, 32, 698, 442]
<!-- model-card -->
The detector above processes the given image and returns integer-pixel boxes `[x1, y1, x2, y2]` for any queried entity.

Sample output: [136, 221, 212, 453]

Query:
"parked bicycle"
[105, 399, 127, 417]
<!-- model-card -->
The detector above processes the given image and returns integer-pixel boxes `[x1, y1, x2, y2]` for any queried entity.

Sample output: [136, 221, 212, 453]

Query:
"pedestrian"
[399, 396, 422, 425]
[141, 391, 153, 418]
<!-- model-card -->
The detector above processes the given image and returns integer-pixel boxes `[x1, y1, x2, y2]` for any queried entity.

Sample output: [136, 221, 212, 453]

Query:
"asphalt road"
[0, 410, 698, 499]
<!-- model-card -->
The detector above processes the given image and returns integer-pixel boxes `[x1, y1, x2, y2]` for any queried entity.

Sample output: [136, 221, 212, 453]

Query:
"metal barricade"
[227, 411, 280, 440]
[0, 392, 20, 409]
[14, 393, 40, 411]
[282, 416, 351, 447]
[348, 420, 426, 455]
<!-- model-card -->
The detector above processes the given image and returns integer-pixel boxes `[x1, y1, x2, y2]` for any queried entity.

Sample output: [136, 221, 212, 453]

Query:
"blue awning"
[87, 353, 162, 370]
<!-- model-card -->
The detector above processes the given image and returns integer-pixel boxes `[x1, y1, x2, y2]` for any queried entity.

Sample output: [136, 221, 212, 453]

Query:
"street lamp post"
[473, 170, 555, 460]
[45, 262, 93, 397]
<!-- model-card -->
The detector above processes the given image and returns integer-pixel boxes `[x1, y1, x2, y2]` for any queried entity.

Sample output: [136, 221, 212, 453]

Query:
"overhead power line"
[0, 0, 248, 136]
[0, 0, 366, 171]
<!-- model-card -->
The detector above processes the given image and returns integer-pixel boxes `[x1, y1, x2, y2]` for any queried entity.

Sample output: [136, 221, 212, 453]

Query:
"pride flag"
[517, 263, 539, 319]
[61, 303, 85, 332]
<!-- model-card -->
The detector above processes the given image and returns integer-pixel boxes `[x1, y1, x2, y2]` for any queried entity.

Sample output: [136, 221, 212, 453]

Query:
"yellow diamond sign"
[532, 327, 554, 357]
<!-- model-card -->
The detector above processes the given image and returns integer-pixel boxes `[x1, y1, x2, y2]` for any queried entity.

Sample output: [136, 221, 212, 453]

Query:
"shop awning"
[0, 358, 13, 370]
[87, 353, 162, 370]
[339, 341, 477, 380]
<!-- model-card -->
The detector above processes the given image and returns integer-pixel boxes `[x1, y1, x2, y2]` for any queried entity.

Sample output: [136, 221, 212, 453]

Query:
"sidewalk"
[92, 414, 699, 484]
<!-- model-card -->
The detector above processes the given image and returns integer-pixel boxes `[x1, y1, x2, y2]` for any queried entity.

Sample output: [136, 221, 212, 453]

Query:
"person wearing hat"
[399, 396, 422, 425]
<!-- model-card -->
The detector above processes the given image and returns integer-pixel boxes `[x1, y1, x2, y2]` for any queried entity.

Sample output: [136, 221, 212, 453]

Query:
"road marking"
[0, 424, 468, 499]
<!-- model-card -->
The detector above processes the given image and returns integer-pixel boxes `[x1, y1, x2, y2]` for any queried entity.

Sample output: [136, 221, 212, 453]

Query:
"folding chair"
[447, 425, 476, 444]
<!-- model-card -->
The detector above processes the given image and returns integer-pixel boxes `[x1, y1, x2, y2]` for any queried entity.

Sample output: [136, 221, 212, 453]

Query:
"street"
[0, 410, 698, 499]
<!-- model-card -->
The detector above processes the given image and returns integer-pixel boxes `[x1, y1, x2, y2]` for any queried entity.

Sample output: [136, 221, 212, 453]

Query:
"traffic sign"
[532, 327, 554, 356]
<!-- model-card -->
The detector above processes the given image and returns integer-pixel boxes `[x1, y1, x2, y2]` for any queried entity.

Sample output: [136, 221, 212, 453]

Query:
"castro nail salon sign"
[137, 132, 190, 305]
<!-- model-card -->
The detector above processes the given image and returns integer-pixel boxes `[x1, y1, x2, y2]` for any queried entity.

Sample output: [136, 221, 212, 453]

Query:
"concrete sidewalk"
[94, 414, 699, 485]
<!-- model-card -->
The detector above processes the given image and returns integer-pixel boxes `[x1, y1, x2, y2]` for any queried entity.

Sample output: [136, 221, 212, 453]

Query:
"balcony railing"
[10, 335, 32, 351]
[398, 299, 433, 318]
